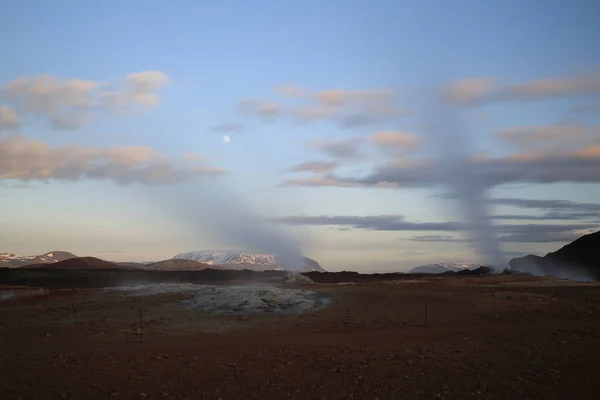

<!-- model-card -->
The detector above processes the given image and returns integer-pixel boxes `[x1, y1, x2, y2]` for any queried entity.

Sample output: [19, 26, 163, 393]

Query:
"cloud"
[310, 137, 365, 160]
[99, 71, 169, 111]
[272, 214, 465, 231]
[281, 175, 361, 188]
[496, 124, 597, 152]
[443, 78, 494, 104]
[237, 99, 281, 120]
[271, 214, 595, 243]
[310, 143, 600, 189]
[285, 132, 423, 184]
[1, 71, 169, 129]
[287, 161, 338, 173]
[0, 134, 225, 185]
[0, 106, 19, 130]
[492, 197, 600, 213]
[370, 130, 421, 149]
[406, 235, 467, 243]
[489, 197, 600, 221]
[211, 123, 244, 134]
[311, 89, 393, 106]
[276, 85, 310, 97]
[491, 212, 599, 221]
[443, 73, 600, 105]
[0, 182, 35, 189]
[571, 103, 600, 116]
[237, 85, 406, 128]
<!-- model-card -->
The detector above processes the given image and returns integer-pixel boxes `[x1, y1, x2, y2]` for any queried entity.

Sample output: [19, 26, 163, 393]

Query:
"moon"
[223, 135, 231, 143]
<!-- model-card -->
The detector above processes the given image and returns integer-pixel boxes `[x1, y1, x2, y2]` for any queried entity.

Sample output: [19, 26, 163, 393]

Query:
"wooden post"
[139, 308, 143, 343]
[424, 299, 429, 326]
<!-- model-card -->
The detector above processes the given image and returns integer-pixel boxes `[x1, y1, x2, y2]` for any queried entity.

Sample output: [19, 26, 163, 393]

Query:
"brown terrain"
[2, 272, 600, 400]
[142, 259, 222, 271]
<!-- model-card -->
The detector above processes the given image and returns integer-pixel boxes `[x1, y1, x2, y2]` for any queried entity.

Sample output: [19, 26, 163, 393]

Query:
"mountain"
[0, 251, 77, 268]
[141, 259, 223, 271]
[21, 256, 124, 270]
[407, 262, 483, 274]
[509, 231, 600, 280]
[173, 250, 325, 272]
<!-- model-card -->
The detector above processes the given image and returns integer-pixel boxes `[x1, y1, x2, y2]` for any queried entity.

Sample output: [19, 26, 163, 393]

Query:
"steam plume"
[147, 179, 306, 271]
[423, 97, 507, 269]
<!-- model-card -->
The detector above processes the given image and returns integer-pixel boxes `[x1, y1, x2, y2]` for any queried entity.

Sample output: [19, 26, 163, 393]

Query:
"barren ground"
[1, 275, 600, 400]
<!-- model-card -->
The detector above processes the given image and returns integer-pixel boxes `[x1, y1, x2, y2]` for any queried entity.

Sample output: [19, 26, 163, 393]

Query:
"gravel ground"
[1, 276, 600, 399]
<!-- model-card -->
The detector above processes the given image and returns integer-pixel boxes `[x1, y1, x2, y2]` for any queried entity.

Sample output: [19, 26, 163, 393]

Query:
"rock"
[283, 274, 315, 284]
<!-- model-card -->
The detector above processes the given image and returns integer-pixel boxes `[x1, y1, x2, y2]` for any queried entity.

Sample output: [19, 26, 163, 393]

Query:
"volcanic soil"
[1, 275, 600, 400]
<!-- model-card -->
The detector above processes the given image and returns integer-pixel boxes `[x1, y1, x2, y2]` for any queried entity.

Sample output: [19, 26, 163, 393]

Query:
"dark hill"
[22, 256, 125, 270]
[509, 231, 600, 280]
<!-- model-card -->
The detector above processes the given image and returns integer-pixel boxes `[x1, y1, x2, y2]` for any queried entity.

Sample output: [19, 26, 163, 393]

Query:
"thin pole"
[424, 299, 429, 326]
[139, 308, 143, 343]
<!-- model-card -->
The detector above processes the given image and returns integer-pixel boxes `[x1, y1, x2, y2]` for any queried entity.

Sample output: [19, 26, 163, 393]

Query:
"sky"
[1, 0, 599, 272]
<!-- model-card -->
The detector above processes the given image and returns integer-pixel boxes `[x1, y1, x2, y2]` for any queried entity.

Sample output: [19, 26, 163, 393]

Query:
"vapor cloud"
[237, 85, 407, 128]
[406, 235, 467, 243]
[272, 215, 465, 231]
[287, 130, 600, 189]
[287, 161, 338, 173]
[0, 106, 19, 130]
[310, 137, 365, 160]
[1, 71, 169, 129]
[492, 197, 600, 213]
[496, 124, 598, 152]
[271, 214, 595, 243]
[281, 175, 361, 188]
[444, 73, 600, 105]
[370, 131, 421, 148]
[0, 134, 225, 185]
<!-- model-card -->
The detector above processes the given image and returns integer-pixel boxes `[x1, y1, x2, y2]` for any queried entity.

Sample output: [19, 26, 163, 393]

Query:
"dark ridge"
[21, 257, 122, 270]
[509, 231, 600, 280]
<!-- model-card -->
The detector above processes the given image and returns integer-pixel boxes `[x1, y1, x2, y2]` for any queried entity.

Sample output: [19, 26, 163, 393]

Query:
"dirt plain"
[1, 274, 600, 400]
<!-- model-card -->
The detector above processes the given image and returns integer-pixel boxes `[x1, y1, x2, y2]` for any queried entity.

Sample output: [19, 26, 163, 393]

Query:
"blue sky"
[1, 0, 599, 271]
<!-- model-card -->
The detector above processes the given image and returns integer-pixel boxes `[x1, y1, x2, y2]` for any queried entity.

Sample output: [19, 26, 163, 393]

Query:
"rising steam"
[148, 179, 306, 271]
[422, 96, 594, 281]
[423, 97, 507, 270]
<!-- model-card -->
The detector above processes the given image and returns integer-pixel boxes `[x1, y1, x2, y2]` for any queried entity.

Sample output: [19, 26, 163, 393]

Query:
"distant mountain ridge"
[21, 257, 122, 270]
[1, 250, 325, 272]
[173, 250, 325, 272]
[0, 251, 77, 268]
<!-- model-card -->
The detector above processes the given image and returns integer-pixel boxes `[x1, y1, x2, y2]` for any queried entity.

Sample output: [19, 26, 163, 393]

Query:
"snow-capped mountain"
[407, 262, 483, 274]
[173, 250, 325, 272]
[0, 251, 77, 268]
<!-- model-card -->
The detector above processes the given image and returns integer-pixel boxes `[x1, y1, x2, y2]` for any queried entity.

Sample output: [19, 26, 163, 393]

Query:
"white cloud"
[0, 106, 19, 129]
[1, 71, 169, 129]
[0, 134, 225, 185]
